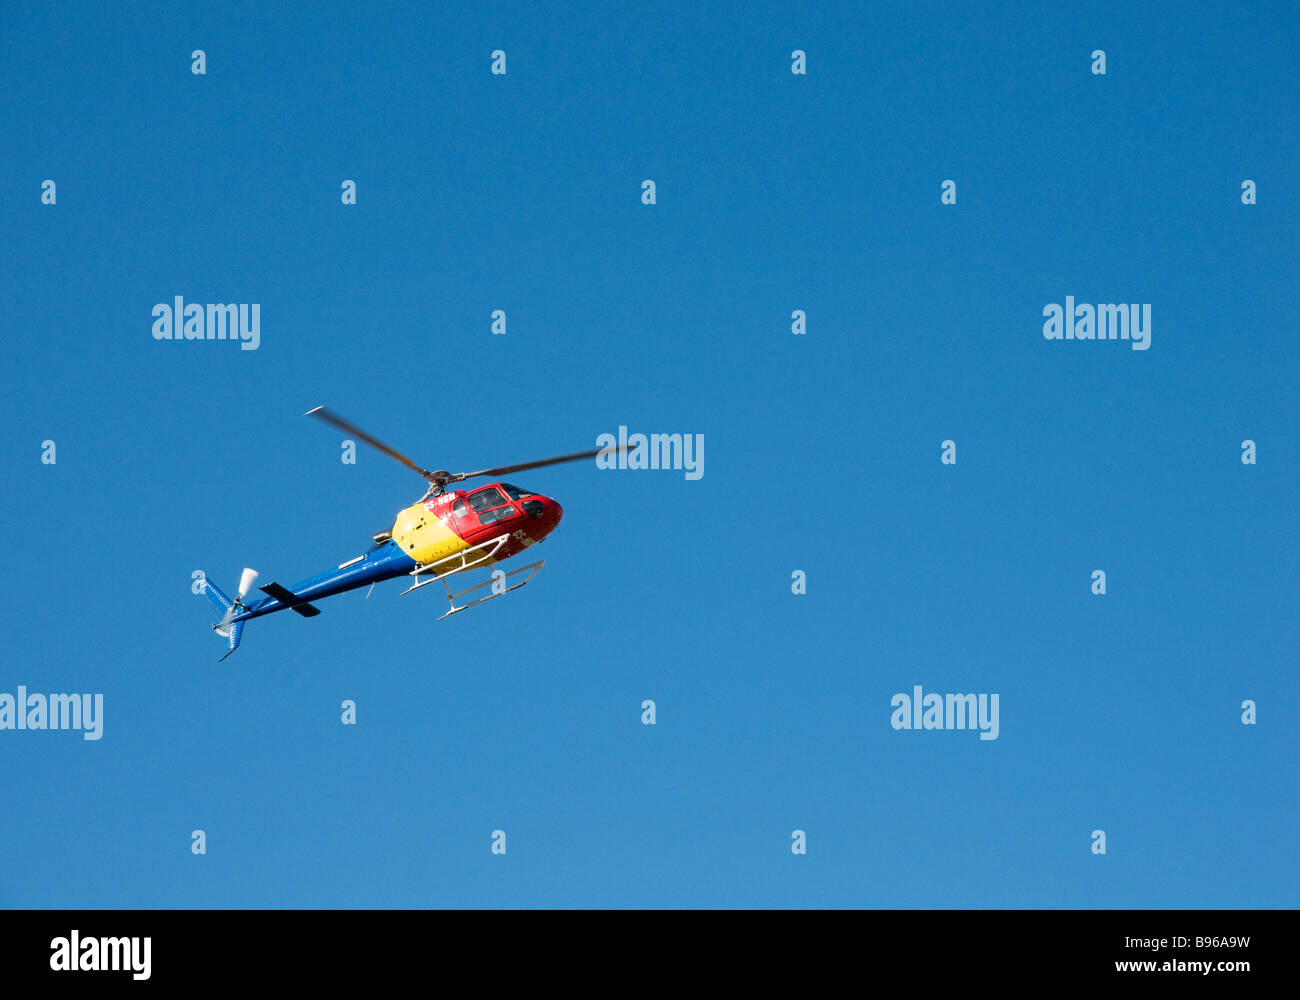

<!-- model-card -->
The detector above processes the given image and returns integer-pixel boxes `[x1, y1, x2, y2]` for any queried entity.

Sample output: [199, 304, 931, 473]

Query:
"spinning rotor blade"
[448, 444, 629, 485]
[307, 405, 630, 494]
[220, 567, 260, 633]
[236, 568, 260, 603]
[306, 406, 440, 486]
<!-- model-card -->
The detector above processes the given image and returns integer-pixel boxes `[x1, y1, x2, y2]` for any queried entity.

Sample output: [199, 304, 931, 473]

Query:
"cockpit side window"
[478, 506, 519, 526]
[466, 487, 507, 512]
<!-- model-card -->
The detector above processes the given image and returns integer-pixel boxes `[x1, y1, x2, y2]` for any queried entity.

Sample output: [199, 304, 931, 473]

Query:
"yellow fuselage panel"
[392, 501, 469, 566]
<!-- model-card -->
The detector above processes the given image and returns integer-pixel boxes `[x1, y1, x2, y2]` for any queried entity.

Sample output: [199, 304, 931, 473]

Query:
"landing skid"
[400, 534, 543, 619]
[400, 534, 512, 595]
[433, 560, 544, 620]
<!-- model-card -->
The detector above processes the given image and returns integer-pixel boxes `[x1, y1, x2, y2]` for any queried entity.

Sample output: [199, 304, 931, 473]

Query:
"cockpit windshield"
[499, 483, 534, 500]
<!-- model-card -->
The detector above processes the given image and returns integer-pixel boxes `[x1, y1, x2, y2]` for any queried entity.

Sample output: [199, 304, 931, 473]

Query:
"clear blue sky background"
[2, 0, 1296, 908]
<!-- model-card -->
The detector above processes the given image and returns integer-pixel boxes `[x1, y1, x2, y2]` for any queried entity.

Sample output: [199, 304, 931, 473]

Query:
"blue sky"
[1, 0, 1296, 908]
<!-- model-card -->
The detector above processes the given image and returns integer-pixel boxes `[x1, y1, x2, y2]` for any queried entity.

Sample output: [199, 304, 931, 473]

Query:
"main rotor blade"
[450, 444, 629, 484]
[306, 406, 438, 485]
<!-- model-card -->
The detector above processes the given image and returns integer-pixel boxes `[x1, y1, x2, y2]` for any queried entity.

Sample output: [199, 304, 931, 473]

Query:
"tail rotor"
[202, 568, 260, 661]
[216, 568, 260, 635]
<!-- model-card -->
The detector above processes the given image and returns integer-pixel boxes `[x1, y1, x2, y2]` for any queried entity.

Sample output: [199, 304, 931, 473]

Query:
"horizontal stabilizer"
[260, 582, 322, 617]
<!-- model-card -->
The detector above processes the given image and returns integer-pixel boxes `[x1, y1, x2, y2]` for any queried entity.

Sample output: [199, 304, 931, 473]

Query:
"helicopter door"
[461, 486, 520, 539]
[449, 495, 477, 539]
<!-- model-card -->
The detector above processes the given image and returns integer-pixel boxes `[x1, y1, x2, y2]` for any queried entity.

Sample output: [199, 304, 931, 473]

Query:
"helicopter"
[200, 406, 624, 660]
